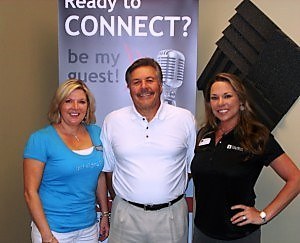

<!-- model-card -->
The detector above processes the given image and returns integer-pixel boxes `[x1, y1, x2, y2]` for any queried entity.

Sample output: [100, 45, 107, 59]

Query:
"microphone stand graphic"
[157, 49, 185, 106]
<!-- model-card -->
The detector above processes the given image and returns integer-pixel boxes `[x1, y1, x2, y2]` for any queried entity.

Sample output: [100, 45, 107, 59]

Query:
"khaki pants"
[109, 196, 188, 243]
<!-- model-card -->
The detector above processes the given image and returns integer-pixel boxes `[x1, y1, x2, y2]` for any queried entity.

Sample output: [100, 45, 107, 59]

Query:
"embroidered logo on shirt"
[227, 144, 244, 151]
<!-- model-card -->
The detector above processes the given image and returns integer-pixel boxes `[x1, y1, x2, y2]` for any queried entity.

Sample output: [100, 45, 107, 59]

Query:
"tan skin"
[128, 65, 162, 122]
[24, 89, 109, 242]
[210, 81, 300, 226]
[106, 65, 163, 199]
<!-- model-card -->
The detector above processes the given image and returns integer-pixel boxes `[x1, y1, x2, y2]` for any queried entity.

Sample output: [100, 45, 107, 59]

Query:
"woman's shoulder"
[85, 124, 101, 135]
[198, 125, 214, 136]
[29, 125, 54, 138]
[86, 123, 100, 129]
[24, 125, 55, 154]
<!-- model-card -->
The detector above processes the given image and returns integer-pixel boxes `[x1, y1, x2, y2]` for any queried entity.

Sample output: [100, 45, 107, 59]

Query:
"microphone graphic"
[157, 49, 185, 106]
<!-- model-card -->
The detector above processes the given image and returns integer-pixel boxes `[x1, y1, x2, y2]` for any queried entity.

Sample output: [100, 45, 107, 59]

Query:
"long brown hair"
[199, 73, 269, 154]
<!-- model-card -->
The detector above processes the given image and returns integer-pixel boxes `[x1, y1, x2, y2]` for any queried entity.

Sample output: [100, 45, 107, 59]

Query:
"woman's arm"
[260, 153, 300, 222]
[105, 172, 115, 200]
[231, 153, 300, 226]
[96, 172, 110, 241]
[23, 158, 56, 242]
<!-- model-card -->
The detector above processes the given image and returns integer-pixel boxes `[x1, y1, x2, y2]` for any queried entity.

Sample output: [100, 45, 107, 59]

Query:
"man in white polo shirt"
[101, 57, 196, 243]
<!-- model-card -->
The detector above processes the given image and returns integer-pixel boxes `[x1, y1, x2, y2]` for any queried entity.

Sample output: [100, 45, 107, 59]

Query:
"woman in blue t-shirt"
[23, 79, 109, 243]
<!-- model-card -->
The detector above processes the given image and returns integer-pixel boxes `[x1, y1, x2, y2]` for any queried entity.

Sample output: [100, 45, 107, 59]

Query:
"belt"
[124, 194, 184, 211]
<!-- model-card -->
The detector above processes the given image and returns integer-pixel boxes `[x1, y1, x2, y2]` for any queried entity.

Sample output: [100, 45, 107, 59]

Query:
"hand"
[52, 237, 59, 243]
[231, 204, 264, 226]
[42, 235, 59, 243]
[99, 216, 109, 242]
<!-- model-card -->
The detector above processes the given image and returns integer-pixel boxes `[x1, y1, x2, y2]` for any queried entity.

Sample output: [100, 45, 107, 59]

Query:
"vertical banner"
[58, 0, 198, 242]
[58, 0, 198, 124]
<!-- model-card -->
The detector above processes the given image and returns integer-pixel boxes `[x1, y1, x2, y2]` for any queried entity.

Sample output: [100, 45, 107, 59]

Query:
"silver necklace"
[219, 126, 235, 135]
[59, 124, 81, 142]
[74, 135, 80, 142]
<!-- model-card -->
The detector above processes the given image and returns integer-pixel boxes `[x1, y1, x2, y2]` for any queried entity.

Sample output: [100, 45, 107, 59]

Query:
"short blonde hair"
[48, 79, 96, 124]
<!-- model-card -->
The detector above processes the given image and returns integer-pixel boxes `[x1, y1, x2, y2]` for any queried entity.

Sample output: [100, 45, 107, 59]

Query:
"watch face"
[260, 211, 266, 219]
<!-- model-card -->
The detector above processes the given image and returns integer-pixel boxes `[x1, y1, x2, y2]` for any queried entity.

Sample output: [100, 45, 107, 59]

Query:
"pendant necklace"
[59, 124, 81, 142]
[74, 134, 80, 142]
[215, 125, 235, 144]
[219, 126, 235, 135]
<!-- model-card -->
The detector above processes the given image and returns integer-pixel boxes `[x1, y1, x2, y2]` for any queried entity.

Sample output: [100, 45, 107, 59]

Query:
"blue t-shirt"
[24, 124, 104, 233]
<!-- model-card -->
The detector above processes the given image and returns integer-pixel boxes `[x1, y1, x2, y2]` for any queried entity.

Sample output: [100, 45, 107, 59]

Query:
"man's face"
[128, 65, 162, 116]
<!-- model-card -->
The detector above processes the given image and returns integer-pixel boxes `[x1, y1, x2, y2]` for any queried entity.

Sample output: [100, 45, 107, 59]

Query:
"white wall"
[197, 1, 299, 242]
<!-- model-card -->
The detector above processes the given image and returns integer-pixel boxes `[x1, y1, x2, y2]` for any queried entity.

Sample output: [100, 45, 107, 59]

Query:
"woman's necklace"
[73, 134, 80, 142]
[59, 124, 82, 143]
[219, 126, 235, 135]
[215, 125, 236, 144]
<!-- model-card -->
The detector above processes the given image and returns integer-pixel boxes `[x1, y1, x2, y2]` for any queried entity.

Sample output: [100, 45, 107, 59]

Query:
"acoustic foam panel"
[197, 0, 299, 130]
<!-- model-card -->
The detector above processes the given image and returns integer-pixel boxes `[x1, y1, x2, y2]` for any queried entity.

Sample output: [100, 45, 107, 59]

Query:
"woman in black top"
[191, 73, 300, 242]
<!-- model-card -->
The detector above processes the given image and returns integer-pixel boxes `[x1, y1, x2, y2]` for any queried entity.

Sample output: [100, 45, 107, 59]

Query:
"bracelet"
[42, 235, 55, 243]
[102, 211, 110, 217]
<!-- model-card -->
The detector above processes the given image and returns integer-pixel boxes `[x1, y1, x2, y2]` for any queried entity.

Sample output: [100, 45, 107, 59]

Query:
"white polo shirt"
[101, 103, 196, 204]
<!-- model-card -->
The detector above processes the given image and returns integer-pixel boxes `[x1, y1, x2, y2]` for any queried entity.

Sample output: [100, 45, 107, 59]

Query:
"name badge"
[94, 145, 103, 151]
[198, 138, 211, 146]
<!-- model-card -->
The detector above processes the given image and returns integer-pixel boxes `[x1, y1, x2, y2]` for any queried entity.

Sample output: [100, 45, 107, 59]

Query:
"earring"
[84, 109, 89, 122]
[240, 104, 245, 111]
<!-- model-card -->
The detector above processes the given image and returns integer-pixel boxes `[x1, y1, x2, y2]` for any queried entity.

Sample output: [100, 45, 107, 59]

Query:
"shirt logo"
[76, 161, 102, 171]
[227, 144, 243, 151]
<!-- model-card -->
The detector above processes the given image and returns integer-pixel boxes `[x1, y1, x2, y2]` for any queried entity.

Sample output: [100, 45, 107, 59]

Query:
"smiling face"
[128, 65, 162, 120]
[59, 88, 88, 127]
[210, 81, 241, 128]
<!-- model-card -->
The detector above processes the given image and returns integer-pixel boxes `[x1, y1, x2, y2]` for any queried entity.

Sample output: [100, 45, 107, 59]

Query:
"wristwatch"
[259, 211, 267, 224]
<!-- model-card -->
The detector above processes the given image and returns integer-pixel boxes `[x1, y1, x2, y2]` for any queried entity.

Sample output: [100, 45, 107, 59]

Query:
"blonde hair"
[48, 79, 96, 124]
